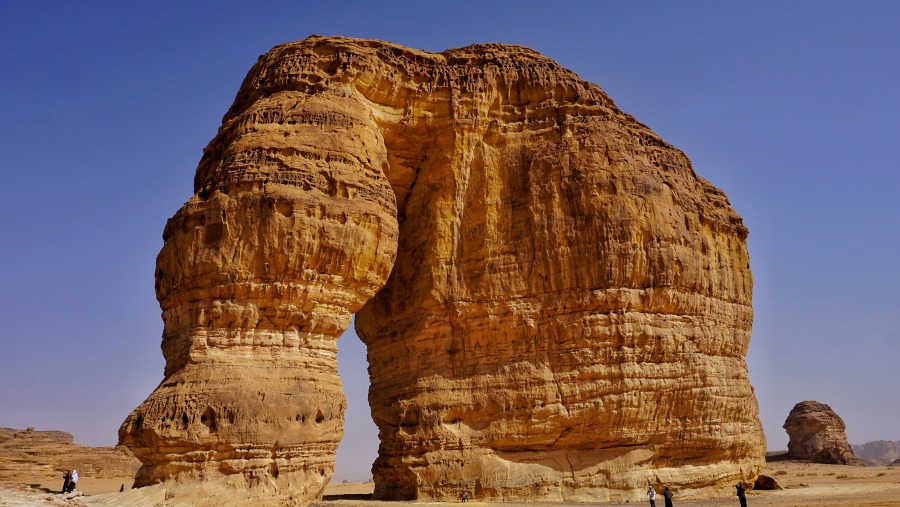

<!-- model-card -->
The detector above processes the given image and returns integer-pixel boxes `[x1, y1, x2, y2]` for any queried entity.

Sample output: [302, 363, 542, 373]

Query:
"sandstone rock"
[0, 427, 139, 482]
[122, 35, 764, 505]
[0, 427, 72, 446]
[784, 401, 863, 466]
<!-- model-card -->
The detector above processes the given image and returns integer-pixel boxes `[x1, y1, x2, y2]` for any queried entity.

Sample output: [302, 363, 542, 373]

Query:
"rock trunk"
[119, 49, 399, 504]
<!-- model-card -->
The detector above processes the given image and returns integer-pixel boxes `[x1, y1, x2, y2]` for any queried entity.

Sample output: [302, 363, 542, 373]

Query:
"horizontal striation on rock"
[122, 35, 764, 505]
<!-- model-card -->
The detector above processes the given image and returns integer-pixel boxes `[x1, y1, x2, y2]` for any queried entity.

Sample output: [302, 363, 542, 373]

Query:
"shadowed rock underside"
[120, 35, 765, 505]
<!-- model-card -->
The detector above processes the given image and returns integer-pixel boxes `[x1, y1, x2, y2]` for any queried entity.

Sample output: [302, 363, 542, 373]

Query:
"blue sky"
[1, 1, 897, 482]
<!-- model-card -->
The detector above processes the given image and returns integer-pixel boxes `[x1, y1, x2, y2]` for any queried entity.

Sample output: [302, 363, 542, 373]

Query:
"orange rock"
[784, 401, 863, 466]
[121, 36, 764, 505]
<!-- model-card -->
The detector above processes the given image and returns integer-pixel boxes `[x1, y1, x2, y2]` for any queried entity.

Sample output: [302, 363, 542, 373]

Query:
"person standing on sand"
[68, 469, 78, 492]
[647, 485, 657, 507]
[61, 470, 70, 494]
[736, 481, 747, 507]
[663, 486, 674, 507]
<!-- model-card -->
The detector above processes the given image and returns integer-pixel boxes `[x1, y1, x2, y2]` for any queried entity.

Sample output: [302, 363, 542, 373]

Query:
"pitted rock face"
[121, 35, 764, 505]
[784, 401, 863, 466]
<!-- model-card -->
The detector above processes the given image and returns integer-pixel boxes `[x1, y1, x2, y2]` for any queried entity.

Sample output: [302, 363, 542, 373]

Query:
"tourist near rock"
[0, 427, 139, 483]
[120, 35, 764, 505]
[783, 401, 864, 466]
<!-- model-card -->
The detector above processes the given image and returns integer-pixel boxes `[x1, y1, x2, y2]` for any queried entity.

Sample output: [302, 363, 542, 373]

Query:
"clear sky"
[1, 1, 897, 483]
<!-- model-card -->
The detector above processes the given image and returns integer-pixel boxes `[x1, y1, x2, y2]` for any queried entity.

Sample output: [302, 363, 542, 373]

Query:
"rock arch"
[120, 36, 764, 505]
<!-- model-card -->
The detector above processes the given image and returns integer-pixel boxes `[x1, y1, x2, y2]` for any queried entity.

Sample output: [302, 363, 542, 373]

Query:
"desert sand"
[2, 459, 898, 507]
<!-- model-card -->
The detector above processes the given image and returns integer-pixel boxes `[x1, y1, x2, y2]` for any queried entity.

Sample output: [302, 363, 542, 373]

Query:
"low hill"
[0, 427, 139, 483]
[853, 440, 900, 466]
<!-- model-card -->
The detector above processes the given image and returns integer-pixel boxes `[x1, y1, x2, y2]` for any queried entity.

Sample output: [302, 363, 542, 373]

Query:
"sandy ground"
[2, 461, 898, 506]
[314, 462, 900, 507]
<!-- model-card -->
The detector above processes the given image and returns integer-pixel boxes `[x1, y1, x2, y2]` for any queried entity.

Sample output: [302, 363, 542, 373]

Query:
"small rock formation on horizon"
[0, 427, 139, 482]
[784, 401, 864, 466]
[120, 35, 764, 505]
[853, 440, 900, 466]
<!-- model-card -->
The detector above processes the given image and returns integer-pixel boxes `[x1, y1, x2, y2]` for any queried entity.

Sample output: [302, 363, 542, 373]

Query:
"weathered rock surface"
[122, 35, 764, 505]
[784, 401, 863, 466]
[853, 440, 900, 466]
[119, 44, 398, 505]
[0, 427, 139, 482]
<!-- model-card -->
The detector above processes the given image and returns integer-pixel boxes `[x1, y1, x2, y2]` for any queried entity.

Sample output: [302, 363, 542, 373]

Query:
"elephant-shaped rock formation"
[120, 35, 764, 505]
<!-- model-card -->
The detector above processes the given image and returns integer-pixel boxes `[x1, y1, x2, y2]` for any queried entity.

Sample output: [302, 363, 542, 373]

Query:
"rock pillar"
[119, 88, 398, 504]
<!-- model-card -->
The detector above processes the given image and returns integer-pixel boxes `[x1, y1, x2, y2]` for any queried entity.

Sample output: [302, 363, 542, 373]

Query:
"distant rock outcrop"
[783, 401, 863, 466]
[853, 440, 900, 466]
[121, 35, 764, 505]
[0, 427, 139, 482]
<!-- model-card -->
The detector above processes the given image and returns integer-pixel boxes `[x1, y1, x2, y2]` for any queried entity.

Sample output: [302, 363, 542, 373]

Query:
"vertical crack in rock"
[121, 35, 764, 505]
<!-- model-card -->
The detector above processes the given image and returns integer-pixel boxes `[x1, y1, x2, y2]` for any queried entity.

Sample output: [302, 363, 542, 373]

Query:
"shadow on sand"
[765, 451, 792, 463]
[321, 493, 373, 501]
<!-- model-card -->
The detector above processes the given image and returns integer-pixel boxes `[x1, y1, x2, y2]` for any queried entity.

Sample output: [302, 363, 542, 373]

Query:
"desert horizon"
[3, 424, 899, 506]
[3, 455, 900, 507]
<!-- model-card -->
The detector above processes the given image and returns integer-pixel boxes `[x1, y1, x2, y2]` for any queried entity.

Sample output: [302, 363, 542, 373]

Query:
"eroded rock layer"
[122, 35, 764, 504]
[119, 39, 400, 505]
